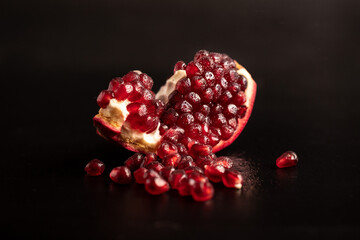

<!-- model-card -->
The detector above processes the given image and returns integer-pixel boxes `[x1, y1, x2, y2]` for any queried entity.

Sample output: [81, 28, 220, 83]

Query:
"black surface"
[2, 0, 360, 239]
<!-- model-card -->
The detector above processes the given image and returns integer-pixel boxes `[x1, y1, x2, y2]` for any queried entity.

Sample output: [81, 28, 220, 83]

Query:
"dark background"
[2, 0, 360, 239]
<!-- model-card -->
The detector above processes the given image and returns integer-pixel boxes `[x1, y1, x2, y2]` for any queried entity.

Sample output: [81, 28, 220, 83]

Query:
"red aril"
[144, 176, 170, 195]
[133, 167, 148, 184]
[85, 159, 105, 176]
[190, 181, 214, 202]
[222, 169, 243, 189]
[204, 165, 225, 183]
[124, 153, 144, 171]
[110, 166, 132, 184]
[276, 151, 298, 168]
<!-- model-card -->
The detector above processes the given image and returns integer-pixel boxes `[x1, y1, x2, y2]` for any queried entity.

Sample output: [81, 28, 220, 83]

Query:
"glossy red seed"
[223, 104, 238, 118]
[126, 103, 148, 116]
[162, 153, 181, 167]
[157, 141, 178, 159]
[177, 156, 195, 169]
[228, 82, 241, 94]
[208, 133, 220, 146]
[190, 181, 214, 202]
[159, 124, 169, 135]
[85, 159, 105, 176]
[185, 123, 202, 138]
[133, 167, 148, 184]
[174, 61, 187, 72]
[128, 80, 145, 101]
[220, 125, 234, 140]
[174, 99, 193, 113]
[232, 91, 247, 105]
[168, 169, 187, 189]
[123, 71, 140, 82]
[109, 166, 132, 184]
[185, 92, 201, 106]
[177, 178, 191, 196]
[177, 113, 195, 128]
[175, 77, 191, 94]
[114, 82, 133, 100]
[168, 91, 183, 105]
[97, 90, 113, 108]
[222, 169, 243, 189]
[228, 118, 238, 129]
[238, 75, 248, 91]
[237, 105, 248, 118]
[108, 77, 123, 91]
[211, 113, 227, 127]
[220, 77, 229, 89]
[144, 177, 170, 195]
[143, 153, 157, 167]
[176, 143, 188, 155]
[191, 76, 207, 92]
[219, 90, 233, 105]
[146, 161, 164, 173]
[194, 50, 209, 62]
[204, 165, 225, 183]
[198, 104, 210, 115]
[154, 99, 165, 116]
[137, 89, 155, 104]
[124, 153, 144, 171]
[186, 61, 203, 77]
[184, 166, 204, 175]
[195, 155, 215, 169]
[276, 151, 298, 168]
[213, 156, 233, 169]
[204, 71, 215, 86]
[190, 144, 212, 157]
[145, 169, 161, 179]
[212, 84, 222, 100]
[160, 166, 175, 181]
[209, 52, 222, 64]
[213, 67, 224, 81]
[161, 108, 179, 126]
[188, 171, 207, 182]
[139, 73, 153, 89]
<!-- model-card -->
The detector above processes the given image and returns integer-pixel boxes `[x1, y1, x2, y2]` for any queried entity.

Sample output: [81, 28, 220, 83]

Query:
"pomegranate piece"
[146, 161, 164, 173]
[144, 176, 170, 195]
[177, 178, 191, 196]
[162, 153, 181, 167]
[177, 155, 195, 169]
[222, 169, 243, 189]
[84, 159, 105, 176]
[189, 144, 212, 157]
[142, 153, 157, 167]
[168, 169, 187, 189]
[110, 166, 132, 184]
[190, 181, 214, 202]
[174, 61, 186, 73]
[124, 153, 144, 171]
[204, 165, 225, 183]
[133, 167, 148, 184]
[97, 90, 113, 108]
[276, 151, 298, 168]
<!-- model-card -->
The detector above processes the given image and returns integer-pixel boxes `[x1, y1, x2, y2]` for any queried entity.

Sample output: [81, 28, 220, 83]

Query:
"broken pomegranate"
[84, 159, 105, 176]
[93, 50, 256, 156]
[276, 151, 298, 168]
[93, 50, 257, 201]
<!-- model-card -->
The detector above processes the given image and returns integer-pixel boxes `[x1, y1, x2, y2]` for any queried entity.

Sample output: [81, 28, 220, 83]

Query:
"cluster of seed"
[109, 152, 243, 201]
[96, 71, 165, 133]
[160, 50, 248, 151]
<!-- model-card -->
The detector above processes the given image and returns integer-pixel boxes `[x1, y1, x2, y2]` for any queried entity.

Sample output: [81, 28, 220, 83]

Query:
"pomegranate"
[93, 50, 256, 156]
[93, 50, 257, 201]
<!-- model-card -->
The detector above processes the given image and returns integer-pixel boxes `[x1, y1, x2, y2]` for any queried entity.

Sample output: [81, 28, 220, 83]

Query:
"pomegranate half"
[93, 50, 256, 158]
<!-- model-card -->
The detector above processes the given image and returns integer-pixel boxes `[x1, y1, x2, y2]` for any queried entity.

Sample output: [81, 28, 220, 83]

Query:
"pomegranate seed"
[168, 169, 187, 189]
[232, 91, 246, 105]
[223, 104, 238, 118]
[213, 156, 233, 169]
[219, 90, 233, 105]
[186, 61, 203, 77]
[209, 52, 222, 64]
[161, 108, 179, 126]
[144, 176, 170, 195]
[188, 171, 207, 182]
[124, 153, 144, 171]
[139, 73, 153, 89]
[190, 144, 212, 156]
[191, 76, 207, 92]
[208, 133, 220, 146]
[157, 141, 178, 159]
[97, 90, 113, 108]
[222, 169, 243, 189]
[84, 159, 105, 176]
[220, 77, 229, 89]
[175, 77, 191, 94]
[114, 82, 133, 100]
[211, 103, 223, 114]
[211, 113, 227, 127]
[185, 123, 202, 138]
[228, 118, 238, 129]
[133, 167, 148, 184]
[213, 67, 224, 81]
[212, 84, 222, 100]
[197, 56, 214, 71]
[128, 80, 145, 101]
[196, 155, 215, 169]
[225, 69, 240, 82]
[163, 127, 182, 143]
[204, 71, 215, 86]
[176, 143, 188, 155]
[197, 135, 210, 145]
[174, 61, 187, 72]
[108, 77, 123, 91]
[174, 99, 194, 113]
[220, 125, 234, 140]
[168, 91, 183, 105]
[126, 103, 147, 116]
[237, 105, 248, 118]
[276, 151, 298, 168]
[146, 161, 164, 173]
[222, 59, 236, 70]
[177, 156, 195, 169]
[143, 153, 157, 167]
[194, 50, 209, 62]
[198, 104, 210, 115]
[204, 165, 225, 183]
[177, 113, 195, 128]
[184, 166, 204, 175]
[137, 89, 155, 104]
[145, 169, 161, 179]
[190, 181, 214, 202]
[201, 88, 214, 103]
[154, 99, 165, 116]
[184, 92, 201, 106]
[238, 75, 248, 90]
[109, 166, 132, 184]
[177, 178, 191, 196]
[162, 153, 181, 167]
[123, 71, 140, 82]
[159, 124, 169, 135]
[160, 166, 175, 181]
[228, 82, 241, 94]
